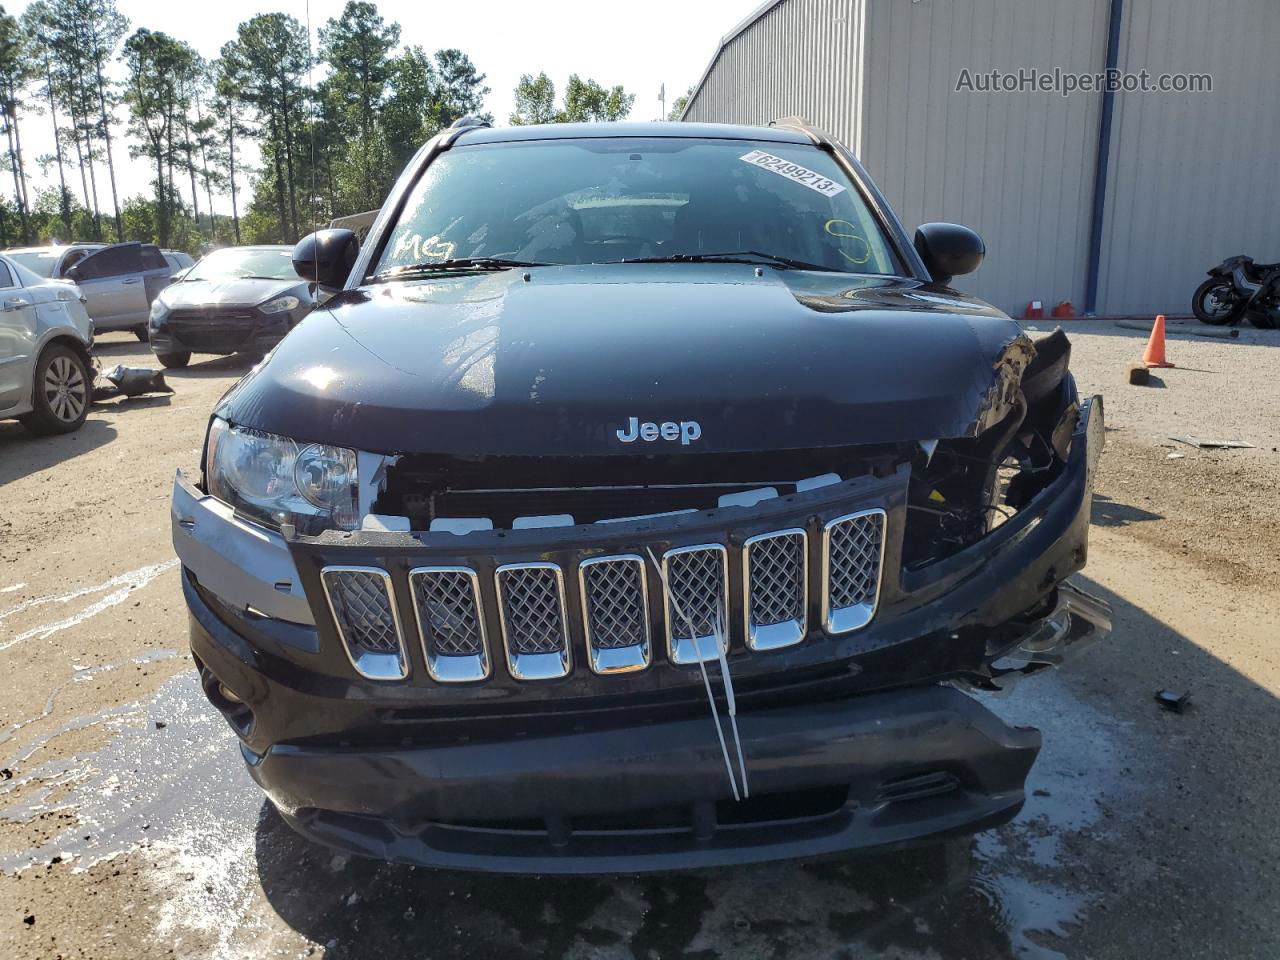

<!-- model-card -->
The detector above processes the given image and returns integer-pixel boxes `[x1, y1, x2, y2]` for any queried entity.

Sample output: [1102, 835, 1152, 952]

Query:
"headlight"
[204, 418, 358, 534]
[259, 295, 299, 315]
[149, 298, 168, 327]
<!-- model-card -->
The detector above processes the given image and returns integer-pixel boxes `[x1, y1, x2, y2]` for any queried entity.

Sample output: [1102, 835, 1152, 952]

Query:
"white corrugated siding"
[859, 0, 1110, 312]
[683, 0, 866, 150]
[685, 0, 1111, 314]
[1096, 0, 1280, 316]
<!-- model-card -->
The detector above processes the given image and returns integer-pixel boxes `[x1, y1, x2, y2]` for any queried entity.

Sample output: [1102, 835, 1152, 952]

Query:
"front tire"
[133, 325, 149, 342]
[1192, 278, 1245, 325]
[19, 343, 91, 435]
[156, 350, 191, 369]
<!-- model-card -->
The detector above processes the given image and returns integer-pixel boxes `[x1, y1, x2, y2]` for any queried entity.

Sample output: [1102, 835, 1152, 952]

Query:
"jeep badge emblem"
[616, 416, 702, 446]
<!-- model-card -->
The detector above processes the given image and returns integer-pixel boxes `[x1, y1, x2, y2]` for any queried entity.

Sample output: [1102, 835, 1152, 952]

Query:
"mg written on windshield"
[375, 138, 902, 276]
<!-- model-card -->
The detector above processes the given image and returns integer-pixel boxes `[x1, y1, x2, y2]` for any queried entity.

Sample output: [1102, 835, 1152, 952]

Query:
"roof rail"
[449, 115, 492, 130]
[768, 116, 825, 146]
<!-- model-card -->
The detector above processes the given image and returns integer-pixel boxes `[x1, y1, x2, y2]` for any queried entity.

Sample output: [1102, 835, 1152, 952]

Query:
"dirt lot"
[1, 320, 1279, 960]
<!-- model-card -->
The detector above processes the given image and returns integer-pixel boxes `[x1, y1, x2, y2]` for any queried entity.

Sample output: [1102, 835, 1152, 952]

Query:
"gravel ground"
[0, 321, 1278, 959]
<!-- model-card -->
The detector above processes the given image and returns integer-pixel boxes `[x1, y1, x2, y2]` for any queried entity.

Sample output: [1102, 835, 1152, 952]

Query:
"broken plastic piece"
[93, 364, 174, 399]
[361, 514, 412, 533]
[1170, 436, 1254, 449]
[795, 473, 841, 492]
[717, 487, 778, 508]
[428, 517, 493, 534]
[512, 514, 575, 529]
[1155, 689, 1191, 713]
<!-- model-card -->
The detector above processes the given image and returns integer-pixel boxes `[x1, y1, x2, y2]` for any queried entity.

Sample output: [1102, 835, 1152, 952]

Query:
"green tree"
[122, 28, 196, 246]
[381, 46, 436, 184]
[561, 75, 634, 122]
[26, 0, 131, 240]
[229, 13, 312, 241]
[29, 183, 93, 242]
[508, 73, 634, 125]
[0, 5, 35, 242]
[211, 50, 253, 244]
[21, 5, 73, 238]
[320, 1, 399, 215]
[429, 48, 490, 127]
[668, 85, 692, 121]
[509, 72, 556, 126]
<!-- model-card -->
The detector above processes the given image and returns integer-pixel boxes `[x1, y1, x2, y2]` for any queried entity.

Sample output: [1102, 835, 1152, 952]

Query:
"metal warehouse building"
[681, 0, 1280, 317]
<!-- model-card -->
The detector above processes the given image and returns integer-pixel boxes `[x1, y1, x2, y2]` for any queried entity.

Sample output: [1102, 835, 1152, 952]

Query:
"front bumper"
[150, 308, 301, 356]
[267, 688, 1038, 874]
[174, 397, 1109, 871]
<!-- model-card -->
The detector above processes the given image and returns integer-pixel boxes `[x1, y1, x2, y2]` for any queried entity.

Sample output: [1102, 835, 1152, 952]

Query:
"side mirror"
[292, 229, 359, 288]
[913, 223, 985, 285]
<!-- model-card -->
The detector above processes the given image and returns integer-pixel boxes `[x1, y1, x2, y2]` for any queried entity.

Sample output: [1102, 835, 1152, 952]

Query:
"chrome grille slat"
[662, 544, 729, 664]
[496, 563, 571, 679]
[409, 566, 489, 682]
[743, 529, 807, 651]
[320, 566, 408, 680]
[580, 555, 651, 674]
[822, 509, 886, 634]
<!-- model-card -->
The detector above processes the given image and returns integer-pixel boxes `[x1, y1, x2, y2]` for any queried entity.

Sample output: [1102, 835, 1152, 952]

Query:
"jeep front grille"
[317, 513, 889, 682]
[320, 566, 408, 680]
[662, 544, 729, 664]
[743, 529, 807, 650]
[822, 509, 886, 634]
[409, 566, 489, 682]
[495, 563, 571, 679]
[579, 555, 650, 674]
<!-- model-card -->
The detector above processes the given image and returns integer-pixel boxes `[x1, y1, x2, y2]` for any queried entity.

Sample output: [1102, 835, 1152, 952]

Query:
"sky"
[11, 0, 760, 216]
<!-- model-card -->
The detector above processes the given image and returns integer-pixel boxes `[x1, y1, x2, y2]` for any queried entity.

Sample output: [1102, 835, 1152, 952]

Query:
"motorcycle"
[1192, 255, 1280, 328]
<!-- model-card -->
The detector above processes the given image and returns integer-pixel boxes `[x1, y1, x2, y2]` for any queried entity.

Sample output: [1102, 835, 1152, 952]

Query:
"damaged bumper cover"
[173, 394, 1110, 871]
[149, 315, 294, 357]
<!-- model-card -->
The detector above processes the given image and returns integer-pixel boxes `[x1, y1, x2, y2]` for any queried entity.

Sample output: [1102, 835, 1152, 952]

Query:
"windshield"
[187, 247, 296, 281]
[7, 250, 61, 278]
[375, 137, 902, 276]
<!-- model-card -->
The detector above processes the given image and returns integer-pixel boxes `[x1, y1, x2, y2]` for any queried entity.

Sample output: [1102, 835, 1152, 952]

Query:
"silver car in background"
[0, 253, 95, 435]
[5, 242, 176, 340]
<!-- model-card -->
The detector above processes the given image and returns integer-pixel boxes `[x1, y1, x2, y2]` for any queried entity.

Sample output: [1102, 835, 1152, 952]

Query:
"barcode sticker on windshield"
[740, 150, 847, 197]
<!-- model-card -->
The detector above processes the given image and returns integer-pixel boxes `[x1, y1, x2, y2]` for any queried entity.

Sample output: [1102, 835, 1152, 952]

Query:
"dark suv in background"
[172, 117, 1109, 873]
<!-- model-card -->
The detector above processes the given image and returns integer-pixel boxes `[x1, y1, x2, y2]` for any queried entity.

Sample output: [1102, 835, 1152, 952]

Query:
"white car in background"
[5, 242, 176, 340]
[0, 253, 95, 435]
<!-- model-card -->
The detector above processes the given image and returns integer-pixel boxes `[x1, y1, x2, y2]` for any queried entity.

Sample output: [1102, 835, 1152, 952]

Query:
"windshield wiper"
[369, 257, 548, 282]
[604, 251, 844, 272]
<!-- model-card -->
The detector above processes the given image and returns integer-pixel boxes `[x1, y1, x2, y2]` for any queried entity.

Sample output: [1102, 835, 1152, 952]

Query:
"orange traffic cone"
[1143, 315, 1175, 368]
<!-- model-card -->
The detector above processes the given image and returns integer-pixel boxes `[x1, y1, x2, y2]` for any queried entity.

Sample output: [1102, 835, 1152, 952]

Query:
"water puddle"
[0, 665, 255, 874]
[0, 638, 1130, 959]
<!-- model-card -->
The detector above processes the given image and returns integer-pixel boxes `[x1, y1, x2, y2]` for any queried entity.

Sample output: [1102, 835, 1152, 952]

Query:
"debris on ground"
[92, 365, 175, 401]
[1127, 363, 1151, 386]
[1170, 436, 1255, 450]
[1166, 452, 1185, 460]
[1155, 689, 1192, 713]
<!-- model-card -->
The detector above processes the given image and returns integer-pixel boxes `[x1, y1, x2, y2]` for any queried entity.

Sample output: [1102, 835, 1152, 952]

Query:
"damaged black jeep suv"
[172, 117, 1109, 873]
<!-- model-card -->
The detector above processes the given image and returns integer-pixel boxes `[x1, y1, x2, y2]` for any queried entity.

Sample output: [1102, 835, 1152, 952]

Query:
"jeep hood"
[216, 263, 1033, 456]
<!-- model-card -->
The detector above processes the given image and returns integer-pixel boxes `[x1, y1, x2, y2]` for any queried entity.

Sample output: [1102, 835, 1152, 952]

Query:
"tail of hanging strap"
[712, 607, 749, 798]
[646, 547, 741, 802]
